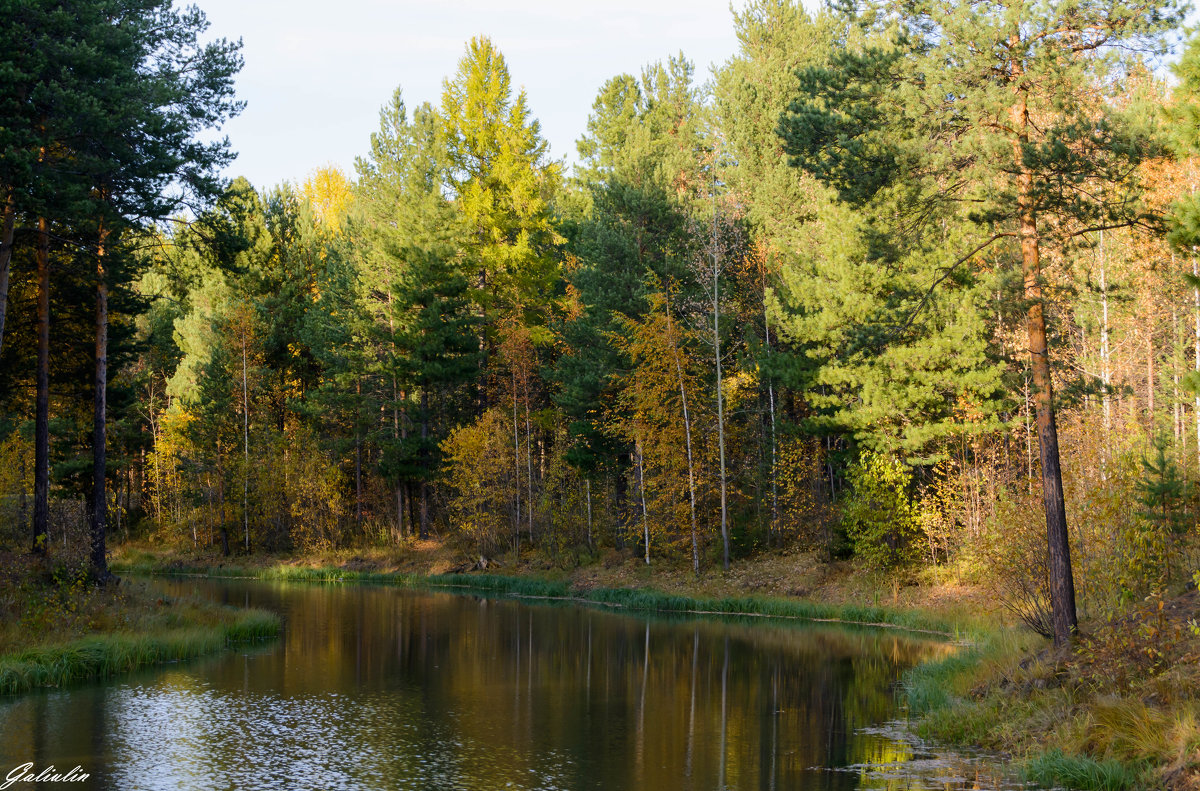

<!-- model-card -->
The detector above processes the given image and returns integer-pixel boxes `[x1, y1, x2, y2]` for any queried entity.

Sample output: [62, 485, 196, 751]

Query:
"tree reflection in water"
[0, 579, 1027, 790]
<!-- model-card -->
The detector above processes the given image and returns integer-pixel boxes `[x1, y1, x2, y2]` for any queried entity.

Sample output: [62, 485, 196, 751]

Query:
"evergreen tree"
[553, 58, 705, 540]
[389, 247, 480, 539]
[779, 0, 1183, 644]
[1, 0, 241, 573]
[355, 93, 468, 537]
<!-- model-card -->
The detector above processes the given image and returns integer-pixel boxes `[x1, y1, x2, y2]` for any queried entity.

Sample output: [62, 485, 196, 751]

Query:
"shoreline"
[0, 608, 280, 696]
[111, 544, 1192, 791]
[111, 554, 973, 639]
[0, 566, 281, 697]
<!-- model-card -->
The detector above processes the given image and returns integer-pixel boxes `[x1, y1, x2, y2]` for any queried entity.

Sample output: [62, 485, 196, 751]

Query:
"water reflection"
[0, 580, 1023, 790]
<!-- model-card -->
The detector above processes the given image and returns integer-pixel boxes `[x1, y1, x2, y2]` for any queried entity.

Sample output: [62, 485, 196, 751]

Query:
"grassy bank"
[0, 607, 278, 696]
[111, 547, 973, 637]
[900, 593, 1200, 791]
[0, 552, 281, 696]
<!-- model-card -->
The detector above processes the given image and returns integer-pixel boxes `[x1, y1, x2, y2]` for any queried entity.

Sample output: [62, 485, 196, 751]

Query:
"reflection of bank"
[0, 578, 971, 791]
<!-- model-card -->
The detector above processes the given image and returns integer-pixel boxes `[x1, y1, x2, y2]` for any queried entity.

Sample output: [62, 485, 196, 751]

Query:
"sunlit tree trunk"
[512, 370, 521, 548]
[666, 294, 700, 575]
[354, 377, 363, 527]
[420, 389, 430, 540]
[525, 390, 533, 544]
[585, 479, 593, 550]
[1174, 307, 1182, 449]
[1193, 253, 1199, 474]
[241, 329, 250, 552]
[1147, 324, 1155, 425]
[711, 206, 730, 571]
[636, 436, 650, 565]
[1013, 76, 1077, 645]
[1099, 230, 1110, 481]
[389, 293, 405, 538]
[765, 297, 779, 544]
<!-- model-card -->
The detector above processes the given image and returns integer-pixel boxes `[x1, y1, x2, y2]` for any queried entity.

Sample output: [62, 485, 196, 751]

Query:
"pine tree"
[554, 57, 705, 543]
[780, 0, 1183, 645]
[388, 246, 480, 540]
[355, 94, 470, 537]
[1, 0, 242, 573]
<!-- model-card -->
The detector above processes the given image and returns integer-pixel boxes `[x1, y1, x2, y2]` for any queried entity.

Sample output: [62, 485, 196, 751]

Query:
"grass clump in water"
[0, 554, 281, 696]
[0, 607, 280, 696]
[1024, 750, 1144, 791]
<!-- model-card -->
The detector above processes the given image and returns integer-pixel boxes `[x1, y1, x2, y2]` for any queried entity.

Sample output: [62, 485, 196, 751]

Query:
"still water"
[0, 579, 1026, 790]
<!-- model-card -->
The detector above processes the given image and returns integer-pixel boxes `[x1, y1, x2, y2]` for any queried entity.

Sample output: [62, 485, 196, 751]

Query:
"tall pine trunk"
[1193, 253, 1198, 473]
[1099, 230, 1110, 481]
[711, 206, 730, 571]
[33, 215, 50, 554]
[1014, 83, 1077, 646]
[354, 377, 363, 527]
[241, 330, 250, 552]
[525, 394, 533, 545]
[91, 217, 112, 581]
[511, 369, 521, 547]
[765, 290, 779, 543]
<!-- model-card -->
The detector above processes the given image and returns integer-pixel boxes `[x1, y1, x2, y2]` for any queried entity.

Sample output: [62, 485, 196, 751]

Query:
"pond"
[0, 578, 1029, 790]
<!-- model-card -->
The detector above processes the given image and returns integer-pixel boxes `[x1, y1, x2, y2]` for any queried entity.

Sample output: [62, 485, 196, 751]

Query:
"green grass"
[0, 607, 279, 696]
[112, 557, 971, 636]
[898, 632, 1180, 791]
[1024, 750, 1146, 791]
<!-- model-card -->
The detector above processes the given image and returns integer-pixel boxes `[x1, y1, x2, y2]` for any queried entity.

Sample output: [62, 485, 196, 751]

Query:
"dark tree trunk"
[614, 469, 627, 550]
[91, 219, 111, 582]
[419, 389, 429, 540]
[396, 485, 405, 540]
[32, 215, 50, 554]
[419, 481, 429, 541]
[0, 186, 14, 357]
[1015, 126, 1077, 647]
[406, 481, 418, 538]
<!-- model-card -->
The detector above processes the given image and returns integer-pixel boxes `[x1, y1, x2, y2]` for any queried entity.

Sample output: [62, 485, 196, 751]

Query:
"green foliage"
[1126, 437, 1188, 596]
[441, 36, 563, 335]
[840, 451, 920, 573]
[553, 55, 704, 479]
[1168, 31, 1200, 250]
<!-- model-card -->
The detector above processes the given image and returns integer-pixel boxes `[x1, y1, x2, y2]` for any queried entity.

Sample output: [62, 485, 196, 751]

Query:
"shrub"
[840, 451, 921, 575]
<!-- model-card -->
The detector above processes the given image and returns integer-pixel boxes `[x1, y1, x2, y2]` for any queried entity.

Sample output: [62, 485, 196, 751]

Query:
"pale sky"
[193, 0, 769, 191]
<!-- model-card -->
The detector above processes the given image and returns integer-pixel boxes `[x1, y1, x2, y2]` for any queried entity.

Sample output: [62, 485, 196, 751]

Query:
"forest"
[4, 0, 1200, 654]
